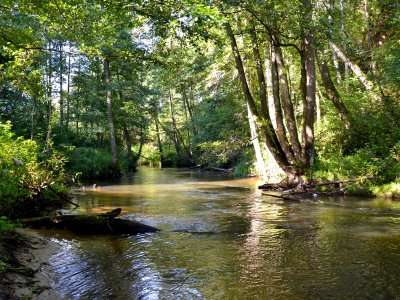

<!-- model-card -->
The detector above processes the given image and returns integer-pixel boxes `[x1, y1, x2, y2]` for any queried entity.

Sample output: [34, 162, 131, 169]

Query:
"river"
[40, 167, 400, 299]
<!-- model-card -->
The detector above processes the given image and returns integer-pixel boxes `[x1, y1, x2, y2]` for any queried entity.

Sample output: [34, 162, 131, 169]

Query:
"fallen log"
[205, 167, 232, 173]
[262, 193, 301, 202]
[20, 210, 159, 235]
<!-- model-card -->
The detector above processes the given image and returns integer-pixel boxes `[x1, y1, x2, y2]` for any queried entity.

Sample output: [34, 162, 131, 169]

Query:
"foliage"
[0, 217, 17, 232]
[0, 0, 399, 187]
[371, 183, 400, 198]
[66, 147, 114, 179]
[233, 148, 256, 177]
[197, 140, 244, 168]
[0, 121, 69, 217]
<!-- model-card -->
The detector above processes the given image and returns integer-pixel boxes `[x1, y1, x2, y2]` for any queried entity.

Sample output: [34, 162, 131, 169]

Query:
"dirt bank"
[0, 229, 61, 299]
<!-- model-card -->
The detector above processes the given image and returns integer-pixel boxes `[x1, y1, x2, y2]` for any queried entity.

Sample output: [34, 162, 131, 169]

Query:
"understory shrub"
[67, 147, 114, 179]
[0, 121, 69, 217]
[197, 140, 243, 168]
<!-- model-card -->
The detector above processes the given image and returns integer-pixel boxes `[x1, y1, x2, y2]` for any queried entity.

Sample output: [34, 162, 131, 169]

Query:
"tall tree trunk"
[326, 2, 341, 85]
[273, 44, 303, 163]
[317, 54, 351, 128]
[155, 114, 163, 167]
[103, 57, 120, 177]
[122, 125, 132, 161]
[66, 42, 71, 136]
[338, 0, 349, 93]
[329, 42, 374, 90]
[46, 41, 53, 150]
[75, 60, 80, 134]
[269, 44, 295, 163]
[225, 22, 299, 180]
[122, 124, 137, 171]
[249, 20, 268, 120]
[59, 40, 64, 138]
[302, 0, 316, 167]
[182, 89, 197, 142]
[363, 0, 373, 51]
[247, 103, 267, 177]
[135, 125, 145, 162]
[168, 90, 181, 156]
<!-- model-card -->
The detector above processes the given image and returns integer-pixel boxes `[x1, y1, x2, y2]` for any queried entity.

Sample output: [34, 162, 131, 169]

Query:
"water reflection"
[38, 168, 400, 299]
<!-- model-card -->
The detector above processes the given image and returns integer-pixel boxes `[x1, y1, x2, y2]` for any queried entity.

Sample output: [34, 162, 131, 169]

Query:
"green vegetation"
[0, 0, 399, 203]
[0, 122, 69, 218]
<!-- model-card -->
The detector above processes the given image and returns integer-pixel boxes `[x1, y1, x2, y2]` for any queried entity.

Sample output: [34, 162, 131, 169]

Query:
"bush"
[0, 121, 69, 217]
[66, 147, 115, 179]
[197, 140, 243, 168]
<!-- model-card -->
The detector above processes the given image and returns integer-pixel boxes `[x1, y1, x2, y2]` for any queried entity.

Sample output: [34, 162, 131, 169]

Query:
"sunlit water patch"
[38, 168, 400, 299]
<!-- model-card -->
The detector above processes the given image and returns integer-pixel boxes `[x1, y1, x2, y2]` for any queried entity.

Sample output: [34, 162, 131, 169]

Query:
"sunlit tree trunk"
[225, 22, 299, 181]
[247, 103, 267, 177]
[168, 90, 181, 156]
[103, 57, 120, 177]
[329, 42, 374, 90]
[326, 1, 341, 85]
[269, 44, 294, 163]
[317, 54, 350, 128]
[155, 112, 163, 167]
[66, 42, 71, 136]
[46, 41, 53, 150]
[363, 0, 373, 51]
[273, 44, 303, 163]
[59, 40, 64, 138]
[339, 0, 349, 94]
[302, 0, 316, 167]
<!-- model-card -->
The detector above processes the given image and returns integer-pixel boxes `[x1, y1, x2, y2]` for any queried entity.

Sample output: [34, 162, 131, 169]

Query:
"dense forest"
[1, 0, 399, 218]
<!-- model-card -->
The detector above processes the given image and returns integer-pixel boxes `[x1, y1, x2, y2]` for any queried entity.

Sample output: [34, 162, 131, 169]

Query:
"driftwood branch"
[260, 176, 373, 200]
[262, 193, 301, 202]
[205, 167, 232, 173]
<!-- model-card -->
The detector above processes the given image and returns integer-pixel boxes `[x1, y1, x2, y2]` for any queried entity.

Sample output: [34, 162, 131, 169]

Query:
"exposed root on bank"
[259, 176, 374, 201]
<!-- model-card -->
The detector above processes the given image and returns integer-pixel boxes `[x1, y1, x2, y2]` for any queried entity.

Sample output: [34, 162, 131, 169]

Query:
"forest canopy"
[0, 0, 399, 201]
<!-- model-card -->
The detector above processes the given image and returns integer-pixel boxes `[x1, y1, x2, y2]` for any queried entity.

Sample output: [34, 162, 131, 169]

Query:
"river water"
[42, 167, 400, 299]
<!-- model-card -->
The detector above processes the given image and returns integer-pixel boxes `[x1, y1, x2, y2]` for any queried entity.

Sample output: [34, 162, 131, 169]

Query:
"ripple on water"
[46, 168, 400, 299]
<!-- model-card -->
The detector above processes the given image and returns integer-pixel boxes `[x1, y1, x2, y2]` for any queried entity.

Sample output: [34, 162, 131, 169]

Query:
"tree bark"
[317, 55, 351, 128]
[247, 103, 267, 177]
[59, 40, 64, 136]
[363, 0, 373, 51]
[66, 42, 71, 135]
[249, 21, 268, 120]
[103, 57, 120, 177]
[329, 42, 374, 90]
[273, 44, 303, 163]
[155, 111, 164, 166]
[135, 125, 145, 162]
[122, 125, 133, 162]
[168, 90, 181, 156]
[46, 41, 53, 150]
[269, 45, 295, 163]
[301, 0, 316, 167]
[225, 22, 299, 180]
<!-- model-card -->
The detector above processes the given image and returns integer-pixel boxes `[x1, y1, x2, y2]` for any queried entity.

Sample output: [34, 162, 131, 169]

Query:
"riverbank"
[0, 228, 61, 299]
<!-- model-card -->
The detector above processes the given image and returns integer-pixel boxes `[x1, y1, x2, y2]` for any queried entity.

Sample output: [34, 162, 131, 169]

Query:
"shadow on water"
[38, 167, 400, 299]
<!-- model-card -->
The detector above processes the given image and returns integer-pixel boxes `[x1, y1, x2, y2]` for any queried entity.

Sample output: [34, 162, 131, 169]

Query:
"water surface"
[42, 168, 400, 299]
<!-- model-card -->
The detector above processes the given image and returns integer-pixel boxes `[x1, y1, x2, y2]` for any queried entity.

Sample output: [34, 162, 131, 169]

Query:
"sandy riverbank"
[0, 229, 61, 299]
